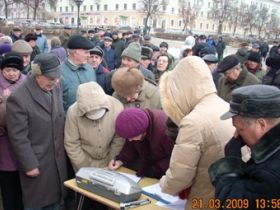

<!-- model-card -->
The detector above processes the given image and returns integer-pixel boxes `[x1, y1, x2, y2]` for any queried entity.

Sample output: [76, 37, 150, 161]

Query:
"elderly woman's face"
[2, 67, 21, 82]
[157, 55, 169, 71]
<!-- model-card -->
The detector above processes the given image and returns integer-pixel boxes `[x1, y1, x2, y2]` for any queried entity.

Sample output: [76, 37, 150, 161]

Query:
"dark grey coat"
[6, 74, 67, 208]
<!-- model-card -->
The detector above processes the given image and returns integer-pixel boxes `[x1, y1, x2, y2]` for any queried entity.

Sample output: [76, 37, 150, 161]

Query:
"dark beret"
[67, 35, 94, 50]
[24, 33, 37, 42]
[218, 55, 240, 72]
[88, 29, 95, 34]
[221, 85, 280, 120]
[64, 25, 72, 30]
[89, 46, 104, 57]
[144, 35, 151, 40]
[159, 42, 168, 48]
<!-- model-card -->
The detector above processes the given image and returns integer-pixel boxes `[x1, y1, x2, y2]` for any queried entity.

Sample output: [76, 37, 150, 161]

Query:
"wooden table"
[64, 167, 166, 209]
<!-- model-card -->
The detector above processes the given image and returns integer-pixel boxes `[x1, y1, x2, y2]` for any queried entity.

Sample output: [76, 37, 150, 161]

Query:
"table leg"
[77, 195, 84, 210]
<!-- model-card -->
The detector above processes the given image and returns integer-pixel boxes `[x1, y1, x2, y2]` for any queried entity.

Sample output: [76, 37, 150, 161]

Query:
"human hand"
[3, 89, 11, 97]
[26, 168, 40, 177]
[108, 159, 123, 170]
[178, 187, 191, 199]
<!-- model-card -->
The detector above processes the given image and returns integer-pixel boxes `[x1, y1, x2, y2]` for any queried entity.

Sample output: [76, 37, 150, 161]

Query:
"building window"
[97, 4, 100, 11]
[212, 24, 215, 30]
[71, 5, 74, 12]
[60, 6, 62, 12]
[200, 11, 203, 17]
[104, 4, 108, 11]
[163, 5, 166, 11]
[83, 5, 86, 11]
[172, 7, 174, 13]
[179, 20, 182, 27]
[208, 1, 211, 7]
[54, 6, 56, 12]
[206, 23, 209, 29]
[65, 6, 68, 12]
[133, 3, 136, 10]
[200, 23, 203, 29]
[116, 4, 119, 10]
[171, 20, 174, 27]
[90, 5, 93, 11]
[124, 4, 127, 10]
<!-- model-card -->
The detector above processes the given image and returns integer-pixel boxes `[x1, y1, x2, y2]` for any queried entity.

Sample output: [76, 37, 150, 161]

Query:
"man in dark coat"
[209, 85, 280, 210]
[108, 108, 174, 179]
[216, 36, 226, 62]
[6, 53, 67, 209]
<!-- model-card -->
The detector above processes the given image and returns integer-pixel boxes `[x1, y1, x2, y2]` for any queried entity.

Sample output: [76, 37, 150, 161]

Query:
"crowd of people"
[0, 24, 280, 210]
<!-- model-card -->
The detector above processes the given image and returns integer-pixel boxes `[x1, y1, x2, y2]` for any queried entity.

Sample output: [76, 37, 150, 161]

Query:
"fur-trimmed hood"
[159, 56, 217, 125]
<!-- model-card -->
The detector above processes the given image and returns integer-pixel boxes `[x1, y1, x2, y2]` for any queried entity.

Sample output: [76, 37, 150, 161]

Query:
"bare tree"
[255, 4, 270, 39]
[242, 2, 258, 36]
[229, 0, 246, 36]
[138, 0, 168, 35]
[211, 0, 233, 34]
[267, 10, 280, 39]
[20, 0, 57, 20]
[179, 0, 200, 33]
[3, 0, 20, 18]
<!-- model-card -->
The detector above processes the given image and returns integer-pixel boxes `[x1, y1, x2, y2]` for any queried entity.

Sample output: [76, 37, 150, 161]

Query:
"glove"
[178, 187, 191, 199]
[224, 136, 245, 158]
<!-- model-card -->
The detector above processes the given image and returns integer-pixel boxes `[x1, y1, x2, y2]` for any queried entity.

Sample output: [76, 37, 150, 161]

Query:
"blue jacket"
[61, 59, 96, 111]
[36, 34, 49, 53]
[102, 47, 118, 71]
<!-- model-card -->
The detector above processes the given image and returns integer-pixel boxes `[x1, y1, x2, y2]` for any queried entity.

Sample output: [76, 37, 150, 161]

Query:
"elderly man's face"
[72, 49, 90, 64]
[36, 75, 60, 92]
[88, 54, 102, 69]
[121, 57, 138, 68]
[232, 116, 263, 147]
[223, 67, 241, 82]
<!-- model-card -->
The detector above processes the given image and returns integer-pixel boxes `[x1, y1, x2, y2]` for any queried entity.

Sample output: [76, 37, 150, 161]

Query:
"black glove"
[224, 136, 245, 158]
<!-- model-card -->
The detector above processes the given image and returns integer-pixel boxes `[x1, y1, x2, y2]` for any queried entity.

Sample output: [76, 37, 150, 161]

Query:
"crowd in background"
[0, 24, 280, 210]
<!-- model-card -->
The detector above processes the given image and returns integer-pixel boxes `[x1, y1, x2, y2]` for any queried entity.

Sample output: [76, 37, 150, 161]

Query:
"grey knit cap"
[121, 43, 141, 62]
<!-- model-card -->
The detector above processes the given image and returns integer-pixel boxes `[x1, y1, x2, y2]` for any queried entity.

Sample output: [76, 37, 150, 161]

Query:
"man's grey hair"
[241, 116, 280, 126]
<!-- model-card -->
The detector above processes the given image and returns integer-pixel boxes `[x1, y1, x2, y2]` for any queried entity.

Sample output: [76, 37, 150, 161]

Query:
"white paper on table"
[119, 172, 142, 183]
[142, 183, 178, 203]
[156, 199, 187, 210]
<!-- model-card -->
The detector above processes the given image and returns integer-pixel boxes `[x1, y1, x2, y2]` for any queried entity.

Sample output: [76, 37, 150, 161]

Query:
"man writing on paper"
[108, 108, 174, 179]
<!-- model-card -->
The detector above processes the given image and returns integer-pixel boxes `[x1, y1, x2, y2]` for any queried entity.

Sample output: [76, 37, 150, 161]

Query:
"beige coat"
[159, 56, 235, 210]
[113, 80, 161, 109]
[64, 82, 125, 172]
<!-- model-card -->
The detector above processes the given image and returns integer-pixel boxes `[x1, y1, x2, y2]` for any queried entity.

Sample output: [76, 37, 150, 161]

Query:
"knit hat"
[12, 40, 33, 55]
[115, 108, 149, 139]
[67, 35, 94, 49]
[1, 52, 23, 71]
[13, 27, 22, 32]
[217, 55, 240, 73]
[0, 44, 12, 55]
[121, 43, 141, 62]
[141, 46, 153, 60]
[252, 43, 260, 49]
[50, 37, 61, 48]
[144, 35, 151, 40]
[111, 67, 144, 97]
[89, 46, 104, 57]
[24, 33, 37, 42]
[31, 53, 61, 78]
[199, 46, 216, 58]
[247, 52, 261, 63]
